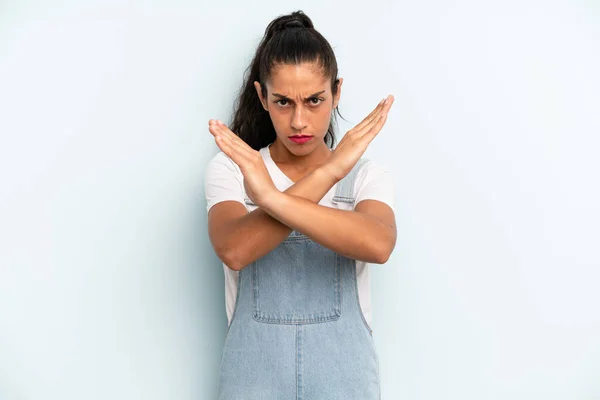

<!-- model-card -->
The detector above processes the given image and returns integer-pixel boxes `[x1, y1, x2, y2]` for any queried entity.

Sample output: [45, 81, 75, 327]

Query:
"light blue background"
[1, 1, 599, 399]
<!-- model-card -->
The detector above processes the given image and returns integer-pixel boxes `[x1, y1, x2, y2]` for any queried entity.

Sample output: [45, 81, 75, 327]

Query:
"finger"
[209, 122, 245, 149]
[346, 99, 385, 137]
[361, 107, 390, 141]
[355, 94, 393, 129]
[209, 122, 252, 166]
[350, 95, 393, 137]
[213, 129, 242, 155]
[381, 95, 395, 114]
[213, 129, 258, 159]
[213, 121, 256, 156]
[213, 128, 257, 166]
[208, 119, 228, 134]
[208, 124, 229, 142]
[216, 136, 258, 178]
[351, 105, 386, 139]
[208, 124, 219, 138]
[210, 126, 238, 155]
[214, 136, 234, 160]
[351, 98, 387, 133]
[211, 120, 235, 138]
[215, 136, 253, 172]
[209, 121, 259, 167]
[356, 95, 395, 139]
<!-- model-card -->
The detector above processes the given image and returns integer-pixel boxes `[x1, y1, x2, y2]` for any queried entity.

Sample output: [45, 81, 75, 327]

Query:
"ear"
[254, 81, 269, 111]
[333, 77, 343, 109]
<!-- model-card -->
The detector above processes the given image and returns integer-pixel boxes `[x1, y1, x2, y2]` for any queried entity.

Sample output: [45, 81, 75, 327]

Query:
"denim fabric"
[218, 158, 380, 399]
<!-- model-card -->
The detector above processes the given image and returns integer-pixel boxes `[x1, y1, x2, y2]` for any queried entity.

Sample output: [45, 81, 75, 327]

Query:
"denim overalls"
[217, 158, 381, 400]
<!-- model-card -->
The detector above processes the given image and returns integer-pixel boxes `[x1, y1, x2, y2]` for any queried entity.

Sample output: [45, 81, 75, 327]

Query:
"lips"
[289, 135, 313, 144]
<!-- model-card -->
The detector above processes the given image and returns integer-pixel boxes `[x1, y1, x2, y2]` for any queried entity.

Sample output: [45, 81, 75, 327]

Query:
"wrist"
[260, 189, 285, 214]
[316, 163, 342, 185]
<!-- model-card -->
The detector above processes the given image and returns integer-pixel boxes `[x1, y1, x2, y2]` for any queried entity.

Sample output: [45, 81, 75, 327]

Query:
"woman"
[205, 10, 396, 399]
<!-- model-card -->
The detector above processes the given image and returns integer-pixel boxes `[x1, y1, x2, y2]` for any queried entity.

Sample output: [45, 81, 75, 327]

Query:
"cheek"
[315, 107, 333, 127]
[268, 109, 285, 125]
[268, 110, 289, 134]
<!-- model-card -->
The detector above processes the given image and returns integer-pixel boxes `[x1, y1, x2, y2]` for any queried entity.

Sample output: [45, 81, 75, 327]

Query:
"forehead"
[266, 62, 330, 94]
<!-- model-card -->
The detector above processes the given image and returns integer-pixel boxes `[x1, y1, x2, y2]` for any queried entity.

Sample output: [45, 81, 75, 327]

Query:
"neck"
[269, 139, 331, 168]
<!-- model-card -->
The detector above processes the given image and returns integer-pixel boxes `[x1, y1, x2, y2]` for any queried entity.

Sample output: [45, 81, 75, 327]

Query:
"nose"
[291, 105, 307, 131]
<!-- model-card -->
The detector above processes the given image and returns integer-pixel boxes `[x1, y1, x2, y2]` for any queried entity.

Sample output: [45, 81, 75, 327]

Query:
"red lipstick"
[289, 135, 313, 144]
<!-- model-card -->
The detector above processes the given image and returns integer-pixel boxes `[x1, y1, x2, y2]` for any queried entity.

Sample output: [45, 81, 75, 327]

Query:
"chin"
[286, 141, 321, 156]
[285, 146, 310, 157]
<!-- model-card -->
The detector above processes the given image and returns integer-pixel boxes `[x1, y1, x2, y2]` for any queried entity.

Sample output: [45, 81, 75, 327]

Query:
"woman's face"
[254, 62, 342, 158]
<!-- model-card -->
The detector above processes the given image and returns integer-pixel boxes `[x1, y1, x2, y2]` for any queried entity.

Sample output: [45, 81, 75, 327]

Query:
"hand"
[324, 95, 394, 181]
[208, 119, 278, 206]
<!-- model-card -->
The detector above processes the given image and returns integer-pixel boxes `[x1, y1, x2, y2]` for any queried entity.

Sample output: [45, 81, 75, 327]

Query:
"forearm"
[262, 192, 396, 264]
[215, 166, 339, 270]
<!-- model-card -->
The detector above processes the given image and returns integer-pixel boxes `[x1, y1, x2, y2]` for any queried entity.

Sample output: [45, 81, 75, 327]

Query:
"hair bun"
[284, 19, 306, 29]
[265, 11, 314, 37]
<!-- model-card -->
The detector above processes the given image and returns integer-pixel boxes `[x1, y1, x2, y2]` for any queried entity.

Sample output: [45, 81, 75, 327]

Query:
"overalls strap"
[332, 157, 370, 206]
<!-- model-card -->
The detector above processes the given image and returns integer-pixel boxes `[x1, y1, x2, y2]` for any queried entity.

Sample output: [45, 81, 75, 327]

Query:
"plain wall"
[1, 0, 599, 399]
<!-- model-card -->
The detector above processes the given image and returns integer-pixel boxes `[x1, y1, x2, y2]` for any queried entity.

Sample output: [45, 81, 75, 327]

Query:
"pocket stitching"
[251, 246, 342, 324]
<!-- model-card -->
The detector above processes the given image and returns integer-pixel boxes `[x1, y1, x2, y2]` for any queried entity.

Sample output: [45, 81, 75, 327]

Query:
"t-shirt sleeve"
[353, 160, 395, 212]
[204, 152, 246, 213]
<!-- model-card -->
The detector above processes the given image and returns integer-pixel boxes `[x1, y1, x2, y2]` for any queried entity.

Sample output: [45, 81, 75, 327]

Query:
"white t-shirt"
[204, 144, 395, 330]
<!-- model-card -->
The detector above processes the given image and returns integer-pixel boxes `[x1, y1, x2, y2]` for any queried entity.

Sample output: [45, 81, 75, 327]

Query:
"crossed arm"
[207, 162, 396, 271]
[207, 95, 396, 271]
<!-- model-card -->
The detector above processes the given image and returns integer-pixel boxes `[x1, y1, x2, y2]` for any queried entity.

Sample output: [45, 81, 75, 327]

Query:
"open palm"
[325, 95, 394, 181]
[208, 120, 276, 206]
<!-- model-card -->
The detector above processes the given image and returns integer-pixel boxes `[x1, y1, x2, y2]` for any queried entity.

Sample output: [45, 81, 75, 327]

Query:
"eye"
[308, 97, 323, 106]
[276, 99, 289, 106]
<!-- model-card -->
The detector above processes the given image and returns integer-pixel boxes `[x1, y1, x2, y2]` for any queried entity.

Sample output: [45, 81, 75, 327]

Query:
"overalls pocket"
[251, 233, 342, 324]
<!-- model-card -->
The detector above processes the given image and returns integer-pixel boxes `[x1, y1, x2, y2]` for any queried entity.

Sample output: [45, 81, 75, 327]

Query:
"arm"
[261, 176, 396, 264]
[207, 95, 395, 270]
[208, 164, 339, 271]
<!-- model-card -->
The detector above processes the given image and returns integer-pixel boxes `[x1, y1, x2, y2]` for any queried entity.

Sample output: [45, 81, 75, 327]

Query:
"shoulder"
[353, 158, 395, 210]
[206, 151, 241, 175]
[204, 152, 243, 195]
[355, 158, 393, 184]
[204, 152, 245, 212]
[205, 151, 245, 184]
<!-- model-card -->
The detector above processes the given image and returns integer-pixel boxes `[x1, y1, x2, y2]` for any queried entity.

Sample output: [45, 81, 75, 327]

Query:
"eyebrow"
[272, 90, 326, 101]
